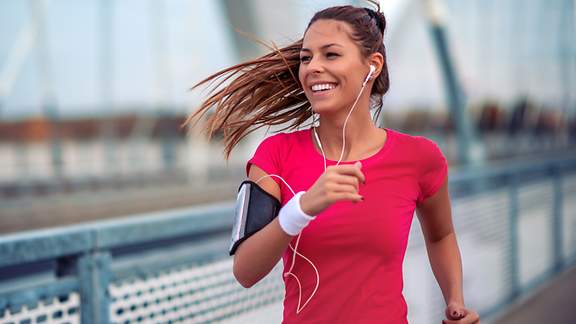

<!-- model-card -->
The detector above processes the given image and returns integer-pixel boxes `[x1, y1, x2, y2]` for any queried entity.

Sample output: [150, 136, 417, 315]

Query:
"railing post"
[551, 167, 564, 273]
[508, 174, 520, 301]
[77, 250, 112, 324]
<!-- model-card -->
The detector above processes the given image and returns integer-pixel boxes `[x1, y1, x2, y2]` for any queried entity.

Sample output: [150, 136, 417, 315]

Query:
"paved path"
[491, 266, 576, 324]
[0, 177, 241, 234]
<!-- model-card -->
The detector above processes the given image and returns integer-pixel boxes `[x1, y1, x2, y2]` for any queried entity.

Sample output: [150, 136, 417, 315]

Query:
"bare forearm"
[425, 232, 464, 305]
[233, 218, 293, 287]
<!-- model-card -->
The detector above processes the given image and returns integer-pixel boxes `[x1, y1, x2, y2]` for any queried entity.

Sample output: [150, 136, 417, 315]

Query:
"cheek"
[298, 66, 305, 85]
[298, 69, 311, 97]
[341, 70, 363, 90]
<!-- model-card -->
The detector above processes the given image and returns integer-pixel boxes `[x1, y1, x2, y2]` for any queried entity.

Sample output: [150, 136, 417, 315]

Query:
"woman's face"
[299, 19, 369, 115]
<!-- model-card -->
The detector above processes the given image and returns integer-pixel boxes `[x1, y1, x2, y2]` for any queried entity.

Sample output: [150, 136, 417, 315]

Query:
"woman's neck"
[313, 112, 384, 162]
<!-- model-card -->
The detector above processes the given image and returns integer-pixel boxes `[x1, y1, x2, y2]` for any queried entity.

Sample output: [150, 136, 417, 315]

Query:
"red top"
[246, 127, 448, 323]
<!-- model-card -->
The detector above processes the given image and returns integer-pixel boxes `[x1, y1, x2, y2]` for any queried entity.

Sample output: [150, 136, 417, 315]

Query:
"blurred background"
[0, 0, 575, 323]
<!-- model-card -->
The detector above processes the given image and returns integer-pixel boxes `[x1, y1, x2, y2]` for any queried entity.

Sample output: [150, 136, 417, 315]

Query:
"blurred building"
[0, 0, 574, 195]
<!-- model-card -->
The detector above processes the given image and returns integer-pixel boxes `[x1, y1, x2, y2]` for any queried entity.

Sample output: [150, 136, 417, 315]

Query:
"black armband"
[229, 180, 281, 255]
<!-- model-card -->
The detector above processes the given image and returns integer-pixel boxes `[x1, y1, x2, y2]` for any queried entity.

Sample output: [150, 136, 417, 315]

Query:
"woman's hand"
[300, 161, 365, 216]
[442, 302, 480, 324]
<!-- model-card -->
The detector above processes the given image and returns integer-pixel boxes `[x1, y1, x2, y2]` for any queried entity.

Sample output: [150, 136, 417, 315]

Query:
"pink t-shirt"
[246, 127, 448, 324]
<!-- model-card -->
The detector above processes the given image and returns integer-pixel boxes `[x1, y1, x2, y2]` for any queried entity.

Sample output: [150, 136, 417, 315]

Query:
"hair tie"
[364, 8, 384, 35]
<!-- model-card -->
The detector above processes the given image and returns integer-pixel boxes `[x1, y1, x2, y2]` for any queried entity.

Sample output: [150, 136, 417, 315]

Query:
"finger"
[446, 307, 466, 320]
[442, 319, 464, 324]
[325, 181, 357, 194]
[332, 164, 366, 184]
[331, 182, 359, 195]
[443, 320, 461, 324]
[443, 313, 479, 324]
[329, 191, 363, 203]
[333, 175, 360, 192]
[465, 310, 480, 324]
[470, 313, 480, 324]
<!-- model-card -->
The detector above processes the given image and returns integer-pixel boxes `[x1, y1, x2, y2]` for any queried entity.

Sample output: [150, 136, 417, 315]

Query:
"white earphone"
[315, 64, 377, 169]
[257, 63, 378, 314]
[364, 64, 376, 85]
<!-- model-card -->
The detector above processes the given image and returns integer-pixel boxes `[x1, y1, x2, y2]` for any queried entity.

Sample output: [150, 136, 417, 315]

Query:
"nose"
[305, 56, 324, 76]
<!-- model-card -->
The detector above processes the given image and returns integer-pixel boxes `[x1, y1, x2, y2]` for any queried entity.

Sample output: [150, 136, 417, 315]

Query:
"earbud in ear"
[364, 65, 376, 84]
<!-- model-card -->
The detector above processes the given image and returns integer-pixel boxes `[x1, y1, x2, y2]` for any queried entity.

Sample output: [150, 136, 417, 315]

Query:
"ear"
[367, 53, 384, 79]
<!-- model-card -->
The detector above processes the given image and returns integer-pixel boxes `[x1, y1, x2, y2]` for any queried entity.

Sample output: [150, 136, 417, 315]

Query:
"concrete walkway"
[491, 266, 576, 324]
[0, 177, 242, 234]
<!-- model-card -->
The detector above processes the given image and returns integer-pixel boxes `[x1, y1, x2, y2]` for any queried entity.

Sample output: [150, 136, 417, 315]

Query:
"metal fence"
[1, 157, 575, 323]
[404, 158, 576, 323]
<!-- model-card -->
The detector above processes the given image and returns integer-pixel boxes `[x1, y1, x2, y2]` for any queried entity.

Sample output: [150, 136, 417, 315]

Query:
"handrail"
[2, 157, 574, 267]
[0, 202, 234, 267]
[0, 156, 575, 323]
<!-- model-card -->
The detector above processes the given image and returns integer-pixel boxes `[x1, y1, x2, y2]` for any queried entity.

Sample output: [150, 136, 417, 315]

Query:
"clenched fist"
[300, 161, 366, 216]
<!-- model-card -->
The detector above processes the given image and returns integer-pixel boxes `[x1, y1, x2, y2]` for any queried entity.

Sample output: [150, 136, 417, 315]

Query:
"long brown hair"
[183, 1, 389, 160]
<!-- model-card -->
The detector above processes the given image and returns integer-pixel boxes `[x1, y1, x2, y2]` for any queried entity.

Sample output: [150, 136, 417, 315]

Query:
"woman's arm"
[416, 178, 480, 323]
[233, 162, 365, 288]
[234, 162, 366, 287]
[416, 178, 463, 305]
[233, 164, 293, 288]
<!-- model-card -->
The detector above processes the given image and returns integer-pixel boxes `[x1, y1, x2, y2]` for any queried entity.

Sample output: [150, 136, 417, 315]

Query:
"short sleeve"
[416, 137, 448, 204]
[245, 133, 284, 187]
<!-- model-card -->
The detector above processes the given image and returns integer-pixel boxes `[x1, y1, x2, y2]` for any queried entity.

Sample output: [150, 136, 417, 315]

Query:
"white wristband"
[278, 191, 315, 236]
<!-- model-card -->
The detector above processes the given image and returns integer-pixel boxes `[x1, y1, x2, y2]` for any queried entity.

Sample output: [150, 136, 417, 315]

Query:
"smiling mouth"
[310, 83, 338, 96]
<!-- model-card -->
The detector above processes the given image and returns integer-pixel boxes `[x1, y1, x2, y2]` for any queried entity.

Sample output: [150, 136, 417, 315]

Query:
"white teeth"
[311, 83, 337, 92]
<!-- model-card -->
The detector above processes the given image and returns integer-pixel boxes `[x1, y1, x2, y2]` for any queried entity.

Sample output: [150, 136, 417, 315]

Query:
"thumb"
[355, 161, 362, 169]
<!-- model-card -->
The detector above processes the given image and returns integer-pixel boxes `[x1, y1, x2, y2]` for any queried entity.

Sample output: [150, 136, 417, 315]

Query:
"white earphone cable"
[253, 65, 373, 314]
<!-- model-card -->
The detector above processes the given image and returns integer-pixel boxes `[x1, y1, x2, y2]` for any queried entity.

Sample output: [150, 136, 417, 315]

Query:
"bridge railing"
[1, 157, 575, 323]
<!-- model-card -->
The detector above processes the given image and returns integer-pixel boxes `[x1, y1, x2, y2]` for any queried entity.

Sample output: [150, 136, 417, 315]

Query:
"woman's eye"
[300, 56, 311, 62]
[326, 52, 339, 58]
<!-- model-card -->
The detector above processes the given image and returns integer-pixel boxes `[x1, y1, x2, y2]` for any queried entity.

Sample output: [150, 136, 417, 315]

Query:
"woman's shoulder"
[253, 128, 308, 155]
[384, 128, 445, 165]
[258, 128, 308, 146]
[388, 128, 440, 148]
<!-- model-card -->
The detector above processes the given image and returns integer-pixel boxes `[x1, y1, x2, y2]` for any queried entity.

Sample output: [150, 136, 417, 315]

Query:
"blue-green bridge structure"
[1, 0, 575, 323]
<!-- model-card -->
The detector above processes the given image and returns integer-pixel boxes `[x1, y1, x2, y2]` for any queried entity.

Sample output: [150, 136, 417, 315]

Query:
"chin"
[311, 101, 347, 115]
[309, 98, 334, 112]
[310, 104, 334, 115]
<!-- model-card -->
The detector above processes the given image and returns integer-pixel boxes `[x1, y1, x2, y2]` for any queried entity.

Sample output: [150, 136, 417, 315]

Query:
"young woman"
[185, 3, 480, 324]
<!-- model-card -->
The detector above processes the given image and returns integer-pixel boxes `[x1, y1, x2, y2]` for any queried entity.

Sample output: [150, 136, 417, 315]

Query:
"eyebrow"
[300, 43, 343, 53]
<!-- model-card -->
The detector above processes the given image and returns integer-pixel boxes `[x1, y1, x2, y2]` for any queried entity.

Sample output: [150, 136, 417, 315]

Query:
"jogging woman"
[185, 2, 480, 323]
